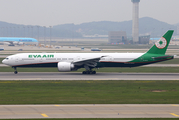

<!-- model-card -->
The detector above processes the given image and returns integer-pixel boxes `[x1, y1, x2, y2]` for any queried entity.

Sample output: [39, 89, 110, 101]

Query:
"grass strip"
[0, 58, 4, 63]
[0, 67, 179, 73]
[0, 80, 179, 104]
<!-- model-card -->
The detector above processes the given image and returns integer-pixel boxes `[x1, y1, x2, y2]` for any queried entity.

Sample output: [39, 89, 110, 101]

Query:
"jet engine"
[18, 42, 24, 45]
[3, 42, 10, 45]
[13, 41, 18, 45]
[57, 62, 75, 72]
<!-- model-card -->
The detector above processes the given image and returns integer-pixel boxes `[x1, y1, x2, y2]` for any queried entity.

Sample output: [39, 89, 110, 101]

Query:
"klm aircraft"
[2, 30, 174, 74]
[0, 37, 38, 46]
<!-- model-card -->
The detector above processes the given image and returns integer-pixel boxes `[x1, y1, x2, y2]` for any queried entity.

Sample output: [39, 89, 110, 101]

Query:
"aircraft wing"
[73, 56, 106, 68]
[4, 41, 13, 44]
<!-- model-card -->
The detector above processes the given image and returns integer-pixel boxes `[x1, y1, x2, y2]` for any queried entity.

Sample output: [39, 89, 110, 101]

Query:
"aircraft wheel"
[83, 71, 96, 74]
[92, 71, 96, 74]
[14, 71, 18, 74]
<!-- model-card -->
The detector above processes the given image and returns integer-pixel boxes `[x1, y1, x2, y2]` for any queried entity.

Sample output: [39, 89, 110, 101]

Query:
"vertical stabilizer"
[147, 30, 174, 54]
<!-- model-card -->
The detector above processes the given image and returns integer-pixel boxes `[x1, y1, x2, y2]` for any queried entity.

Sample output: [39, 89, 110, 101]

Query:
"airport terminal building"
[139, 35, 150, 44]
[108, 31, 127, 44]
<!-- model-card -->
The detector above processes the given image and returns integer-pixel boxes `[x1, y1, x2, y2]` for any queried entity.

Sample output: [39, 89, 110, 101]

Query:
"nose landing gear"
[13, 67, 18, 74]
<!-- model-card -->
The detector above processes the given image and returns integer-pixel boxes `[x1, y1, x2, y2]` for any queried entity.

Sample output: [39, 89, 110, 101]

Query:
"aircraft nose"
[2, 59, 6, 64]
[2, 59, 7, 65]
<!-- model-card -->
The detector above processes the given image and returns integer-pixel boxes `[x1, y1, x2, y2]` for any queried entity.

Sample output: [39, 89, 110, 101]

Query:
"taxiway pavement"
[0, 104, 179, 118]
[0, 72, 179, 80]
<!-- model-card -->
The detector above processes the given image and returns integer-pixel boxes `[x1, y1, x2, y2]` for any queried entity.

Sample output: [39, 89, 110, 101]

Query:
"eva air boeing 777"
[2, 30, 174, 74]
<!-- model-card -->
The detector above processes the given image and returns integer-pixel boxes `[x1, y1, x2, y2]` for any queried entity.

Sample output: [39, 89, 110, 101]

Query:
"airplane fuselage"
[0, 37, 38, 45]
[1, 30, 175, 74]
[2, 53, 173, 68]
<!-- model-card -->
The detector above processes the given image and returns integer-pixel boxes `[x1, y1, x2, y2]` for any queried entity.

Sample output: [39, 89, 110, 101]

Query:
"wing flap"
[73, 56, 106, 67]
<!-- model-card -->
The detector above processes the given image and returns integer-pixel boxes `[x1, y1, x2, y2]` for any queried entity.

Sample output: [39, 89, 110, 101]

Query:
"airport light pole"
[0, 27, 1, 37]
[11, 27, 12, 37]
[23, 27, 25, 37]
[9, 27, 12, 37]
[44, 26, 46, 47]
[6, 27, 9, 37]
[1, 27, 4, 37]
[27, 27, 29, 37]
[1, 27, 3, 37]
[31, 26, 33, 38]
[49, 26, 52, 47]
[14, 27, 16, 37]
[2, 27, 4, 37]
[12, 27, 13, 37]
[37, 26, 39, 41]
[3, 27, 5, 37]
[16, 27, 18, 37]
[12, 27, 14, 37]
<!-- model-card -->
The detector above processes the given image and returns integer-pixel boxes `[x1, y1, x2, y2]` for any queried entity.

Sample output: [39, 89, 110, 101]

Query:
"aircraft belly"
[13, 62, 58, 67]
[97, 61, 154, 67]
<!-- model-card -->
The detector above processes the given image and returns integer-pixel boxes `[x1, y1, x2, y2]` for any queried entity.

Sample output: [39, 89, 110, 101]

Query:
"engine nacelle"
[58, 62, 75, 72]
[3, 42, 10, 45]
[13, 41, 18, 45]
[18, 42, 24, 45]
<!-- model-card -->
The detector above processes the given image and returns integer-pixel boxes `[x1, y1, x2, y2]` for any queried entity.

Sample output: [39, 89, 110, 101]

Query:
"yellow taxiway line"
[41, 114, 48, 117]
[170, 113, 179, 117]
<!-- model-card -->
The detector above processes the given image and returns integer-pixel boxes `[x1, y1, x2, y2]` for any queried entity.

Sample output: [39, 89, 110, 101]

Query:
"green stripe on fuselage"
[130, 53, 174, 64]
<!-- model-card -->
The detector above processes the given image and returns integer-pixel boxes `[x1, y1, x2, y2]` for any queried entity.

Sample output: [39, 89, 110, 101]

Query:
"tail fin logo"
[155, 37, 167, 49]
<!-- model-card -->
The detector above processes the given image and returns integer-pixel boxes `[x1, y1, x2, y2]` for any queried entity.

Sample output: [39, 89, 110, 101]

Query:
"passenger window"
[68, 58, 73, 60]
[62, 58, 67, 60]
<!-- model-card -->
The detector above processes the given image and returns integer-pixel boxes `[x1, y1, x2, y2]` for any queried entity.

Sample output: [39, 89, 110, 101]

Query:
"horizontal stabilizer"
[152, 55, 174, 60]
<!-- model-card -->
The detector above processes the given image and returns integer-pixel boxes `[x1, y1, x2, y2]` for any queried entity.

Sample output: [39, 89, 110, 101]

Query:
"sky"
[0, 0, 178, 26]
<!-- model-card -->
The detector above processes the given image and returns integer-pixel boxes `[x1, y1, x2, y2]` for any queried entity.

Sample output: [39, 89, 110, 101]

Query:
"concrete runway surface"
[0, 104, 179, 118]
[1, 72, 179, 80]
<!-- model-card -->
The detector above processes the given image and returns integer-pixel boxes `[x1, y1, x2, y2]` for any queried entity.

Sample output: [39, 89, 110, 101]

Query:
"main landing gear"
[82, 70, 96, 74]
[13, 67, 18, 74]
[82, 65, 97, 74]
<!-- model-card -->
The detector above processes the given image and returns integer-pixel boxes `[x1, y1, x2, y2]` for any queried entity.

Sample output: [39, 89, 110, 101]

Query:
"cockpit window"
[5, 58, 9, 60]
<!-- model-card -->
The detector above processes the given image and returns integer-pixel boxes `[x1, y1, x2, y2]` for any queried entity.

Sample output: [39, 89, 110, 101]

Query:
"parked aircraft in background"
[0, 47, 4, 51]
[0, 37, 38, 46]
[2, 30, 174, 74]
[91, 48, 102, 51]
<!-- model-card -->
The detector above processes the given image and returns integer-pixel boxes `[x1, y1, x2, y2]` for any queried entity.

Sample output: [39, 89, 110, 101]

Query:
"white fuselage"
[2, 53, 143, 67]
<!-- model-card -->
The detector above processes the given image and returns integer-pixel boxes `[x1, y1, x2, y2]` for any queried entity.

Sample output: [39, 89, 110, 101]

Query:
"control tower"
[131, 0, 140, 43]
